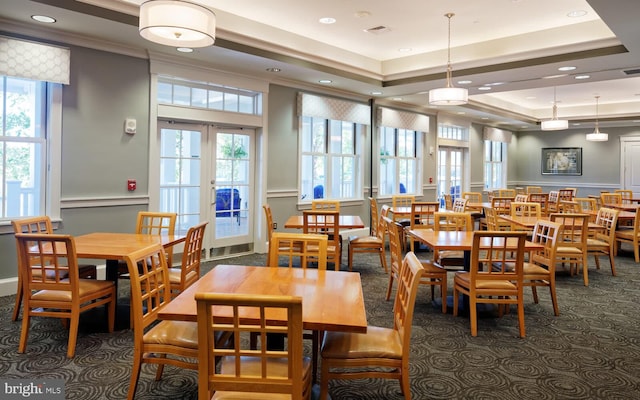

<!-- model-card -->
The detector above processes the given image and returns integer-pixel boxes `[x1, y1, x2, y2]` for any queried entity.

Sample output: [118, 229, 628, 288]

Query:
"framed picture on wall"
[541, 147, 582, 175]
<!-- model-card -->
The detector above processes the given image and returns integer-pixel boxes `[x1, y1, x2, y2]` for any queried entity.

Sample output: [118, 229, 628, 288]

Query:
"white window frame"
[484, 140, 507, 190]
[378, 126, 421, 196]
[0, 76, 61, 231]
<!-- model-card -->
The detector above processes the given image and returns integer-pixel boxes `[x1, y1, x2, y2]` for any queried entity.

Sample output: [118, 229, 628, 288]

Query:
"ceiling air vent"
[365, 25, 391, 34]
[623, 68, 640, 75]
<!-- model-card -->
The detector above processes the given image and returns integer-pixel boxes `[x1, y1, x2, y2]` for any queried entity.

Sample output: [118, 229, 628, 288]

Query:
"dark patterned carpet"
[2, 245, 640, 399]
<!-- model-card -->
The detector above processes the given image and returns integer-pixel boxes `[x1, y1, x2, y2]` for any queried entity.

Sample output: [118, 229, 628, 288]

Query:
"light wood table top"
[158, 264, 368, 333]
[407, 229, 543, 253]
[499, 215, 601, 230]
[284, 215, 365, 229]
[73, 232, 185, 260]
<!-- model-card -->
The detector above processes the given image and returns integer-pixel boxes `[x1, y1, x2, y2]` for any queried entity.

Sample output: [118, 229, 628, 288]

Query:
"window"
[484, 140, 506, 190]
[0, 76, 54, 220]
[379, 127, 419, 195]
[300, 116, 361, 201]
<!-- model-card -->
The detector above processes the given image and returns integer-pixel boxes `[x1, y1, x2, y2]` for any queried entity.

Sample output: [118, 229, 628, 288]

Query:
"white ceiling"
[2, 0, 640, 131]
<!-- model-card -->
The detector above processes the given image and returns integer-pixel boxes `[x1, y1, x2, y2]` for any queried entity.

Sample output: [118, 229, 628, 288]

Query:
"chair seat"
[419, 260, 446, 275]
[143, 320, 199, 349]
[321, 326, 402, 359]
[348, 235, 382, 245]
[615, 230, 639, 240]
[31, 279, 114, 302]
[586, 238, 609, 247]
[168, 267, 198, 284]
[556, 246, 583, 254]
[454, 272, 517, 290]
[523, 262, 550, 276]
[212, 356, 312, 400]
[437, 250, 464, 260]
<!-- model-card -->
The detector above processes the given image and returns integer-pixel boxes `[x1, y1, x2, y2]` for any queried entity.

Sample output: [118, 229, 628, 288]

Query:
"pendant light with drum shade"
[586, 96, 609, 142]
[429, 13, 468, 106]
[139, 0, 216, 48]
[541, 87, 568, 130]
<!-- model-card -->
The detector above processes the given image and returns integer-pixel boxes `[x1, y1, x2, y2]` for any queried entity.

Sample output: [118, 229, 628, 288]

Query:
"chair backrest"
[385, 216, 404, 278]
[263, 204, 275, 239]
[528, 193, 550, 216]
[600, 193, 622, 206]
[548, 190, 559, 205]
[558, 189, 575, 202]
[302, 210, 340, 269]
[195, 293, 307, 400]
[526, 186, 543, 194]
[462, 192, 482, 203]
[510, 202, 541, 218]
[409, 202, 439, 230]
[558, 200, 581, 213]
[469, 231, 526, 285]
[491, 197, 512, 215]
[443, 194, 453, 210]
[594, 207, 620, 243]
[529, 220, 561, 268]
[574, 197, 597, 212]
[136, 211, 177, 262]
[392, 252, 425, 362]
[514, 194, 529, 203]
[452, 197, 468, 212]
[311, 200, 340, 211]
[369, 197, 379, 237]
[12, 216, 53, 234]
[173, 221, 208, 297]
[268, 232, 328, 269]
[497, 189, 516, 198]
[434, 211, 472, 231]
[614, 189, 633, 204]
[15, 233, 80, 294]
[125, 243, 171, 340]
[549, 213, 589, 251]
[483, 207, 498, 230]
[392, 195, 414, 208]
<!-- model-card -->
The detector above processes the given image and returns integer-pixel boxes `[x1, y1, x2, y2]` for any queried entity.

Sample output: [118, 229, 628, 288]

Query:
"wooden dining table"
[284, 214, 365, 229]
[159, 264, 368, 383]
[499, 215, 602, 231]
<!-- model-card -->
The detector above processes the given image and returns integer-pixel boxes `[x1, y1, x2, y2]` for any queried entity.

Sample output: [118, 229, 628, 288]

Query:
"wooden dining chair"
[391, 194, 415, 225]
[558, 188, 575, 202]
[497, 188, 516, 198]
[303, 210, 342, 270]
[11, 216, 97, 322]
[117, 211, 177, 277]
[263, 204, 277, 262]
[524, 219, 562, 316]
[549, 213, 590, 286]
[490, 197, 513, 230]
[320, 251, 425, 400]
[196, 293, 311, 400]
[615, 209, 640, 263]
[453, 231, 527, 337]
[443, 194, 453, 210]
[268, 232, 328, 269]
[548, 190, 560, 213]
[348, 197, 387, 272]
[15, 233, 115, 358]
[574, 197, 598, 221]
[514, 194, 529, 203]
[452, 197, 468, 212]
[614, 189, 633, 204]
[528, 192, 550, 216]
[510, 201, 541, 235]
[406, 201, 439, 252]
[126, 243, 230, 400]
[462, 191, 482, 203]
[587, 207, 620, 278]
[600, 192, 622, 206]
[169, 221, 207, 299]
[433, 211, 472, 272]
[311, 199, 340, 211]
[526, 186, 543, 194]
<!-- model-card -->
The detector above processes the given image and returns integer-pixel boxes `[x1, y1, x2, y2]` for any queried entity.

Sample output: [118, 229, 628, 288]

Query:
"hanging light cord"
[594, 95, 601, 132]
[552, 87, 559, 119]
[445, 13, 454, 89]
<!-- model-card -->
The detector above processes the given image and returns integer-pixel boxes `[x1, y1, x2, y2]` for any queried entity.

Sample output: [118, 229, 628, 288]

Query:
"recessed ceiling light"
[318, 79, 332, 84]
[542, 74, 568, 79]
[398, 48, 412, 53]
[575, 75, 591, 80]
[371, 91, 383, 95]
[266, 67, 281, 72]
[558, 66, 576, 71]
[319, 17, 336, 24]
[456, 112, 466, 115]
[481, 117, 489, 120]
[31, 15, 56, 23]
[567, 10, 588, 18]
[392, 97, 403, 101]
[354, 11, 371, 18]
[525, 96, 536, 100]
[485, 82, 505, 86]
[176, 47, 193, 53]
[478, 86, 492, 91]
[457, 80, 472, 85]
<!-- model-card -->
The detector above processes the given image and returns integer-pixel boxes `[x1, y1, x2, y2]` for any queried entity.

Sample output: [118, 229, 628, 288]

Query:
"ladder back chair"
[11, 216, 97, 321]
[615, 208, 640, 263]
[320, 252, 425, 400]
[587, 207, 620, 278]
[600, 192, 622, 206]
[614, 189, 633, 204]
[462, 191, 482, 203]
[15, 233, 115, 358]
[169, 221, 207, 299]
[348, 197, 387, 272]
[196, 293, 311, 400]
[268, 232, 328, 269]
[528, 193, 550, 216]
[433, 211, 472, 272]
[303, 210, 342, 270]
[549, 213, 590, 286]
[452, 197, 468, 212]
[453, 231, 528, 338]
[526, 186, 543, 194]
[406, 201, 439, 252]
[311, 200, 340, 211]
[524, 220, 562, 316]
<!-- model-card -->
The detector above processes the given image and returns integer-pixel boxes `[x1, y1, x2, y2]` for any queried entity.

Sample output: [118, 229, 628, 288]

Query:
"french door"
[437, 147, 464, 204]
[158, 122, 255, 252]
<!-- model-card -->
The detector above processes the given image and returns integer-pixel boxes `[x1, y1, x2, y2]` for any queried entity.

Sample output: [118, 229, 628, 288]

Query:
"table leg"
[105, 259, 129, 329]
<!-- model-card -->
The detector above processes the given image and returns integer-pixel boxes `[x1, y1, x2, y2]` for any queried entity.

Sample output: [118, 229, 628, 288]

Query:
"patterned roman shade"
[483, 127, 512, 143]
[377, 107, 430, 132]
[0, 36, 70, 85]
[297, 92, 370, 125]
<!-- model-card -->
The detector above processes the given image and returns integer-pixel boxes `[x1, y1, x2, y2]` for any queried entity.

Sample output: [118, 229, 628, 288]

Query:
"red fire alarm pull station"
[127, 179, 136, 191]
